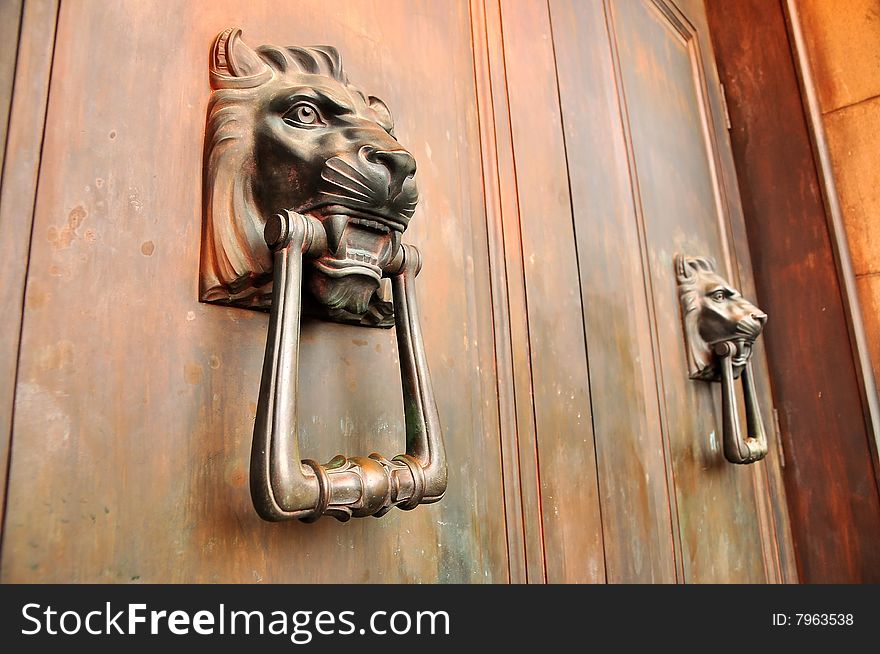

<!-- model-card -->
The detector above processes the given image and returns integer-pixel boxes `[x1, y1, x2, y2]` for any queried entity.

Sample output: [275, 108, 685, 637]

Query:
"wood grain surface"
[0, 0, 805, 584]
[0, 0, 58, 543]
[498, 0, 606, 584]
[2, 0, 507, 583]
[549, 0, 678, 584]
[0, 0, 24, 173]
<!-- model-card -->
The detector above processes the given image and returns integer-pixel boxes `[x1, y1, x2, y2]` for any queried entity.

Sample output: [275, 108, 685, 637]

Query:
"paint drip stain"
[47, 206, 87, 250]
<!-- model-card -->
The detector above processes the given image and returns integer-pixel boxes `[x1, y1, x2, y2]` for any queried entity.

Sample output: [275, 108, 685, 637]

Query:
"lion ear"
[676, 254, 717, 282]
[368, 96, 395, 133]
[211, 28, 271, 89]
[675, 254, 699, 283]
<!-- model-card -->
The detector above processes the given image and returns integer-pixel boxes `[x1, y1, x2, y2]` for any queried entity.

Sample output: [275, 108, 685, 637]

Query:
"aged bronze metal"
[675, 255, 768, 464]
[200, 27, 416, 327]
[201, 28, 446, 521]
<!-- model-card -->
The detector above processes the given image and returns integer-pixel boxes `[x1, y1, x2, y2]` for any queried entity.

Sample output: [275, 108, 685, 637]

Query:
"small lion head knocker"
[676, 255, 768, 381]
[676, 255, 769, 464]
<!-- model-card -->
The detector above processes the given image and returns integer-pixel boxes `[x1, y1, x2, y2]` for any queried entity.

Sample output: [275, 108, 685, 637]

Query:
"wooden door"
[0, 0, 795, 583]
[559, 0, 794, 582]
[484, 0, 796, 582]
[0, 0, 507, 583]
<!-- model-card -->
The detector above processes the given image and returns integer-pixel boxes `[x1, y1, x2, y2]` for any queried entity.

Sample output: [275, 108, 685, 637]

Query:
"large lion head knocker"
[200, 29, 446, 522]
[201, 27, 417, 326]
[676, 255, 769, 464]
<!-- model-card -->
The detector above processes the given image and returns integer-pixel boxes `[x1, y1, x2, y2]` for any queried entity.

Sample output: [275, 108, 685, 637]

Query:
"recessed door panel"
[609, 0, 773, 582]
[549, 0, 678, 583]
[548, 0, 792, 583]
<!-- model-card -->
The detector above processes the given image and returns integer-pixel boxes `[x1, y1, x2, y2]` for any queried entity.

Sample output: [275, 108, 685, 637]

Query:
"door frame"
[707, 0, 880, 582]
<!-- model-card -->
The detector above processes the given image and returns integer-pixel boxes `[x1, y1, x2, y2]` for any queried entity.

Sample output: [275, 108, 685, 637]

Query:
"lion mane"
[200, 28, 364, 308]
[675, 255, 716, 379]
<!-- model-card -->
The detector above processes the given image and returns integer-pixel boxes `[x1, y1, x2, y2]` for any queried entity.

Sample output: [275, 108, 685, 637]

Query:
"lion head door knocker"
[200, 28, 446, 521]
[675, 255, 769, 464]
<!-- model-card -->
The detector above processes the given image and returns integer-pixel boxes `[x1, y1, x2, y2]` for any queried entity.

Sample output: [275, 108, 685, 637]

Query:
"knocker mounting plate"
[199, 28, 446, 521]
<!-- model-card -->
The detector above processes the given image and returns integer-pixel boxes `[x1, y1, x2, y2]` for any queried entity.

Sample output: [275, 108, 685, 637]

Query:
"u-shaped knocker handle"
[716, 343, 768, 464]
[251, 211, 447, 522]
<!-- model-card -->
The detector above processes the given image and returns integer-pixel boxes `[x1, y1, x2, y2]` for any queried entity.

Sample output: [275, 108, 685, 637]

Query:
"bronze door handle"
[251, 211, 447, 522]
[715, 342, 768, 464]
[198, 29, 447, 521]
[675, 255, 769, 464]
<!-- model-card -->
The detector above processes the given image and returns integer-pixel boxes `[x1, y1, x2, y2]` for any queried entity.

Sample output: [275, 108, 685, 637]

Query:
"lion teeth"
[347, 249, 379, 266]
[349, 217, 391, 233]
[324, 215, 349, 254]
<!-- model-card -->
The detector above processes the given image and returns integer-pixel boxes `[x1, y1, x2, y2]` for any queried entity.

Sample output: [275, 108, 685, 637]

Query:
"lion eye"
[711, 290, 727, 302]
[283, 102, 325, 128]
[296, 106, 317, 123]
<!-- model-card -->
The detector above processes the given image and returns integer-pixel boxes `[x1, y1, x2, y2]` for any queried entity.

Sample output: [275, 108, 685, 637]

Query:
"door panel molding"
[498, 0, 606, 584]
[0, 0, 59, 550]
[602, 0, 789, 582]
[549, 0, 680, 583]
[0, 0, 801, 585]
[468, 0, 533, 584]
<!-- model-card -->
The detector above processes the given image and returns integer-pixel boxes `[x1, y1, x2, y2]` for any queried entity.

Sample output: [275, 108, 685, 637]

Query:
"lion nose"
[751, 312, 767, 326]
[362, 147, 417, 181]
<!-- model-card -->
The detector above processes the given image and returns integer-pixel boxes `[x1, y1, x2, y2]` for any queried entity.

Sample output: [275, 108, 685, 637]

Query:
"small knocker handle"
[715, 342, 768, 465]
[251, 211, 447, 522]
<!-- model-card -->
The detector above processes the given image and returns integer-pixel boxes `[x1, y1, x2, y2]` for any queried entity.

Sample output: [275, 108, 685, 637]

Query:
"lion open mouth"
[729, 338, 755, 368]
[730, 317, 763, 368]
[309, 206, 403, 282]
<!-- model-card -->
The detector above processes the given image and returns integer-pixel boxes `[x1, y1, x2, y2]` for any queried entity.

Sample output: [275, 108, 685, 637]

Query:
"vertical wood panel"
[549, 0, 677, 584]
[2, 0, 507, 583]
[0, 0, 58, 543]
[475, 0, 547, 583]
[499, 0, 605, 583]
[0, 0, 24, 174]
[469, 0, 527, 584]
[677, 0, 796, 584]
[1, 0, 804, 585]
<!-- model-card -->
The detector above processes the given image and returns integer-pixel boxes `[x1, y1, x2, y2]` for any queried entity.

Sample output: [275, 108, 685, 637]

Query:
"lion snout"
[741, 299, 767, 328]
[361, 146, 417, 181]
[318, 145, 419, 224]
[357, 144, 417, 202]
[735, 311, 766, 339]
